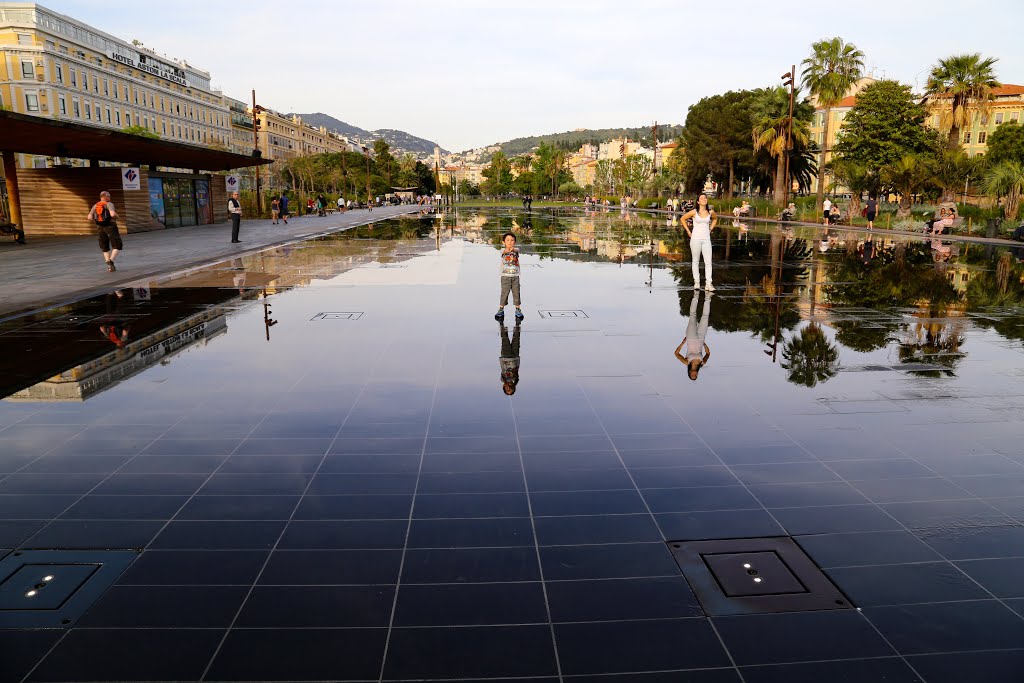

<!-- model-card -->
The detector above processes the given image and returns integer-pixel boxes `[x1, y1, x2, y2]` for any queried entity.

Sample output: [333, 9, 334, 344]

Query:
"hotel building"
[0, 2, 230, 168]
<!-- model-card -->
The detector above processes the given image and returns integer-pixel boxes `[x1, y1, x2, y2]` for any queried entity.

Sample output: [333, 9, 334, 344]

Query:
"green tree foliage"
[801, 37, 865, 208]
[681, 90, 759, 196]
[981, 160, 1024, 220]
[986, 121, 1024, 165]
[751, 87, 813, 204]
[925, 53, 1001, 149]
[882, 155, 932, 217]
[781, 322, 840, 387]
[530, 144, 572, 196]
[481, 150, 512, 195]
[828, 159, 875, 215]
[122, 124, 159, 139]
[373, 139, 396, 187]
[832, 80, 936, 176]
[457, 179, 480, 197]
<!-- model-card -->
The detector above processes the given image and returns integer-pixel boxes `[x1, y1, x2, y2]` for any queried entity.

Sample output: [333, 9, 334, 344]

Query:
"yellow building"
[923, 84, 1024, 157]
[0, 2, 230, 168]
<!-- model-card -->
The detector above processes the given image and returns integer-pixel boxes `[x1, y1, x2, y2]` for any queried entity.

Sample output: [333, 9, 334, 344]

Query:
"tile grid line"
[16, 401, 214, 683]
[569, 369, 748, 682]
[195, 342, 390, 682]
[375, 332, 448, 683]
[768, 422, 1024, 628]
[510, 368, 566, 683]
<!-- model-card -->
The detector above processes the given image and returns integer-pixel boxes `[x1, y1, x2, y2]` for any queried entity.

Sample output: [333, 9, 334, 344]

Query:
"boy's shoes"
[106, 261, 116, 272]
[514, 309, 524, 321]
[494, 310, 505, 321]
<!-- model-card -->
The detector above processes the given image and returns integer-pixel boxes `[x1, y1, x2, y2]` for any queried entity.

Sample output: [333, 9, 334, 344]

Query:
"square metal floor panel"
[310, 312, 364, 321]
[538, 309, 588, 319]
[0, 550, 137, 628]
[669, 537, 852, 616]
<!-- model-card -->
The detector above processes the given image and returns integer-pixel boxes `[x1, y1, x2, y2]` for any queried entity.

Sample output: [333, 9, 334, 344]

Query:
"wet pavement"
[0, 207, 1023, 682]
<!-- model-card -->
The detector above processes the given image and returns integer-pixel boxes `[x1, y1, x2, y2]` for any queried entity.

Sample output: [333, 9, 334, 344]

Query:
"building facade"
[0, 3, 230, 168]
[923, 84, 1024, 157]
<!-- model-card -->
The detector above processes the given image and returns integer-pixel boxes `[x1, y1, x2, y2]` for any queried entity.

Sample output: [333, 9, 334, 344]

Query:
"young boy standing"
[495, 232, 524, 322]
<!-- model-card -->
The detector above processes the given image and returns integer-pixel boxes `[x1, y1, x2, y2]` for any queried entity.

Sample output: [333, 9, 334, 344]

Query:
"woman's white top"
[691, 210, 712, 240]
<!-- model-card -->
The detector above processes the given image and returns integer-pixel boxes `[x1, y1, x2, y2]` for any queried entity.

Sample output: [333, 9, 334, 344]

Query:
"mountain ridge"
[290, 112, 446, 155]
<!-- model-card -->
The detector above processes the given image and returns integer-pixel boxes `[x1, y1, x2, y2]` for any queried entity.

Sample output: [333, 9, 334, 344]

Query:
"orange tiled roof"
[927, 84, 1024, 99]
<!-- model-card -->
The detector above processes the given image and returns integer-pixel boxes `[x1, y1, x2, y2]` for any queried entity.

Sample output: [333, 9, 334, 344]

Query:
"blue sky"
[46, 0, 1024, 151]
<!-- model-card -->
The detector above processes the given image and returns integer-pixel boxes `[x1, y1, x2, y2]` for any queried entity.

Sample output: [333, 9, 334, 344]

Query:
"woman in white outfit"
[681, 193, 718, 291]
[675, 293, 712, 381]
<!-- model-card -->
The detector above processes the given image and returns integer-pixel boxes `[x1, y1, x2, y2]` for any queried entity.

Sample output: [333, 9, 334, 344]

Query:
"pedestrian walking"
[865, 195, 878, 230]
[87, 191, 122, 272]
[681, 193, 718, 291]
[228, 191, 242, 242]
[822, 197, 833, 225]
[279, 194, 289, 224]
[271, 197, 280, 224]
[337, 196, 345, 212]
[495, 231, 524, 322]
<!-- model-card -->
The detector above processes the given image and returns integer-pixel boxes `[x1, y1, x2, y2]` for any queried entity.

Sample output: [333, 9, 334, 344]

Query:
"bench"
[0, 221, 26, 244]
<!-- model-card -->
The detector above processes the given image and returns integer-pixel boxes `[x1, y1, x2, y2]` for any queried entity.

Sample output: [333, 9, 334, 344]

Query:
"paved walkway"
[0, 205, 421, 318]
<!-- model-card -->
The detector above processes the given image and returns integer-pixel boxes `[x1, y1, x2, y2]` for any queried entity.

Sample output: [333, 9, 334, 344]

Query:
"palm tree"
[781, 322, 840, 387]
[801, 37, 865, 209]
[882, 155, 931, 217]
[982, 160, 1024, 220]
[929, 148, 984, 203]
[829, 159, 875, 217]
[752, 87, 810, 205]
[512, 156, 533, 175]
[926, 53, 1001, 150]
[547, 149, 566, 196]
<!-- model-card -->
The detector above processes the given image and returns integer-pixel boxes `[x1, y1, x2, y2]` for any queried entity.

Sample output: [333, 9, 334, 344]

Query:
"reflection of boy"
[495, 232, 524, 321]
[499, 321, 521, 395]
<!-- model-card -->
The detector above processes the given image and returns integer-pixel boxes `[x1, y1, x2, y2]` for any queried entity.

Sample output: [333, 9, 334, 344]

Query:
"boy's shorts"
[500, 276, 521, 307]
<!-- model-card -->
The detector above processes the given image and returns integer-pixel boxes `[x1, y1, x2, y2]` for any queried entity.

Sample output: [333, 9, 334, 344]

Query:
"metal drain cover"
[310, 312, 364, 321]
[669, 537, 851, 616]
[538, 310, 588, 319]
[0, 550, 137, 628]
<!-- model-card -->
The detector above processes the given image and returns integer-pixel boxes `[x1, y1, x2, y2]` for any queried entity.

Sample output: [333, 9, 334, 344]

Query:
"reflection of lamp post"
[780, 66, 796, 206]
[262, 289, 278, 342]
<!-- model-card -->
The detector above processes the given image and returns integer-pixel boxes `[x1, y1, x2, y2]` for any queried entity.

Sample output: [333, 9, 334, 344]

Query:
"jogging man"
[87, 191, 122, 272]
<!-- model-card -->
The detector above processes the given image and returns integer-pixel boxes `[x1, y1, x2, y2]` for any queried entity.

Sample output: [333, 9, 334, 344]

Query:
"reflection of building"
[0, 3, 230, 169]
[7, 309, 226, 401]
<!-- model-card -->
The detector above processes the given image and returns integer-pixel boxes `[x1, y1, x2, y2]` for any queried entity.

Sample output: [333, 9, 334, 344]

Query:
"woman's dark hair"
[502, 232, 516, 242]
[696, 193, 711, 216]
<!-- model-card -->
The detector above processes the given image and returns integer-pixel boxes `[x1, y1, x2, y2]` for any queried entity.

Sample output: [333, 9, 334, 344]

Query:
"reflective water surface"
[1, 208, 1023, 682]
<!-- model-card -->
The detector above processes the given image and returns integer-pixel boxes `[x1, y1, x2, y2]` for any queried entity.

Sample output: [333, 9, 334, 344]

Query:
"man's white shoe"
[705, 283, 715, 292]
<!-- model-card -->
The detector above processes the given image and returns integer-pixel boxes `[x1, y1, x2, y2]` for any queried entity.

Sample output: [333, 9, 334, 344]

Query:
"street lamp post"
[251, 90, 265, 216]
[781, 66, 796, 207]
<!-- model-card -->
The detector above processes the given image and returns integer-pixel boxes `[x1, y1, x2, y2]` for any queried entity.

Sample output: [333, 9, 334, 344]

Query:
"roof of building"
[0, 110, 270, 171]
[925, 84, 1024, 100]
[659, 142, 679, 149]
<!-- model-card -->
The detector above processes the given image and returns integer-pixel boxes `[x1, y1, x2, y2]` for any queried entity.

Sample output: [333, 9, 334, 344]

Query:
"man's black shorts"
[98, 224, 123, 251]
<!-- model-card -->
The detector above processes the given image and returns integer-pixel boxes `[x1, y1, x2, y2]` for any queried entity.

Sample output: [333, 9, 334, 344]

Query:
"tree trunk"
[897, 192, 912, 218]
[773, 153, 786, 205]
[848, 192, 861, 220]
[727, 158, 735, 199]
[1007, 190, 1020, 221]
[816, 106, 830, 210]
[948, 100, 962, 150]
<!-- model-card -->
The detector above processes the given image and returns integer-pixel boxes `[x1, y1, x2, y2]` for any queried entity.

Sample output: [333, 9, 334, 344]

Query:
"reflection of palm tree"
[781, 322, 839, 387]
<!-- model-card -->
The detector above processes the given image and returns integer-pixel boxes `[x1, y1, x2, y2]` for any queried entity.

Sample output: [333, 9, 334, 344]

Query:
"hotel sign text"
[106, 50, 189, 87]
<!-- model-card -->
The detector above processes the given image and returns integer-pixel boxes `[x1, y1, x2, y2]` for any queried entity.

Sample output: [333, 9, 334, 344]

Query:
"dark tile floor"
[2, 208, 1024, 681]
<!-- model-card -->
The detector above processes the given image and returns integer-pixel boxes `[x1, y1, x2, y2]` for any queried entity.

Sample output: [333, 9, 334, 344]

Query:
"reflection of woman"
[499, 321, 521, 395]
[675, 293, 711, 381]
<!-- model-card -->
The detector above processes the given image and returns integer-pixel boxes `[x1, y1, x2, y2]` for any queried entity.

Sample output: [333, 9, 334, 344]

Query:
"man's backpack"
[94, 201, 112, 227]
